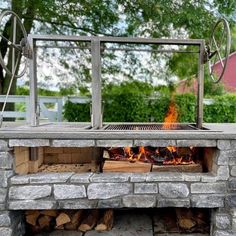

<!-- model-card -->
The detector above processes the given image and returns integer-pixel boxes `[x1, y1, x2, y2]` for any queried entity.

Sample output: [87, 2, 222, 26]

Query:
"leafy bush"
[63, 82, 236, 123]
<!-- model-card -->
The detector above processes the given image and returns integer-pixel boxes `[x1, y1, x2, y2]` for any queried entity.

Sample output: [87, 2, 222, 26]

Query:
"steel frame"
[28, 34, 205, 129]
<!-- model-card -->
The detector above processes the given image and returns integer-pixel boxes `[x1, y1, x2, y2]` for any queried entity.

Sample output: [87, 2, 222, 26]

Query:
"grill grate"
[104, 124, 197, 131]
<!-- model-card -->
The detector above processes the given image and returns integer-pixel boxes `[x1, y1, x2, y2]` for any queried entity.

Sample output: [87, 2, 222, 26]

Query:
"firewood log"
[95, 209, 114, 231]
[38, 215, 52, 229]
[40, 210, 58, 217]
[78, 209, 99, 232]
[56, 212, 71, 227]
[25, 210, 40, 226]
[175, 208, 197, 230]
[64, 210, 84, 230]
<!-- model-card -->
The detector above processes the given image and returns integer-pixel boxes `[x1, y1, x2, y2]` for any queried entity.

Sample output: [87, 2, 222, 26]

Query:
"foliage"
[63, 81, 236, 123]
[63, 101, 90, 122]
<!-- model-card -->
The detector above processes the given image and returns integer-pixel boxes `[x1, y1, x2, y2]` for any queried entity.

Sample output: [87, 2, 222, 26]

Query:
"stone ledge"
[96, 140, 133, 147]
[58, 200, 97, 209]
[9, 139, 49, 147]
[70, 173, 93, 183]
[8, 200, 56, 210]
[122, 195, 156, 207]
[146, 172, 184, 182]
[52, 140, 95, 147]
[191, 194, 224, 208]
[159, 183, 189, 198]
[157, 198, 190, 208]
[134, 140, 176, 147]
[177, 139, 216, 147]
[91, 173, 130, 183]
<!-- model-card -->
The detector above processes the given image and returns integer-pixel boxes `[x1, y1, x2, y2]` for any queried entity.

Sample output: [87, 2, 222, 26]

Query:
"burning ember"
[106, 146, 196, 166]
[162, 101, 178, 130]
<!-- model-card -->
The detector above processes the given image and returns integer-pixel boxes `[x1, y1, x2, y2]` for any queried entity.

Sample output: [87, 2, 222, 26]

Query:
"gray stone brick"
[217, 150, 231, 165]
[229, 155, 236, 165]
[227, 195, 236, 207]
[177, 139, 216, 147]
[232, 167, 236, 177]
[0, 212, 11, 227]
[214, 230, 236, 236]
[215, 214, 231, 230]
[183, 173, 201, 182]
[130, 173, 147, 182]
[96, 140, 133, 147]
[122, 195, 156, 207]
[91, 173, 130, 183]
[0, 140, 9, 151]
[98, 199, 121, 208]
[9, 139, 49, 147]
[9, 185, 52, 200]
[191, 183, 226, 194]
[0, 204, 5, 210]
[10, 175, 30, 185]
[134, 140, 176, 147]
[229, 179, 236, 191]
[29, 172, 74, 184]
[58, 200, 97, 209]
[0, 152, 13, 169]
[0, 227, 12, 236]
[159, 183, 189, 198]
[0, 188, 7, 203]
[217, 140, 232, 150]
[0, 171, 14, 187]
[134, 183, 158, 194]
[191, 195, 224, 208]
[232, 217, 236, 231]
[54, 184, 86, 200]
[201, 174, 218, 183]
[9, 200, 56, 209]
[157, 199, 190, 208]
[52, 139, 95, 147]
[70, 173, 93, 183]
[87, 183, 132, 199]
[146, 173, 184, 182]
[216, 166, 229, 180]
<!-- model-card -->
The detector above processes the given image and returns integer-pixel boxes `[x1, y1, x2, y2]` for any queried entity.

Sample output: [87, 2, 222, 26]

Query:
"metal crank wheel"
[0, 10, 28, 78]
[206, 18, 231, 83]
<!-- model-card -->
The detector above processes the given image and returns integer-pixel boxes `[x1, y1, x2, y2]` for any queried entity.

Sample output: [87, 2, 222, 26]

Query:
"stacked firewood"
[25, 209, 114, 234]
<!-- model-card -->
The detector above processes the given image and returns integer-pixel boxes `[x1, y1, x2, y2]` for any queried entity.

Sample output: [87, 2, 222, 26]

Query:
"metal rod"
[36, 45, 91, 50]
[91, 39, 102, 129]
[12, 16, 17, 75]
[103, 47, 199, 53]
[30, 34, 204, 46]
[28, 35, 39, 126]
[196, 42, 205, 129]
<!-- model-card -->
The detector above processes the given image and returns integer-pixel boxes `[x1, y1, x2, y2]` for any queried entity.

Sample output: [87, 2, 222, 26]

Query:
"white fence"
[0, 95, 91, 122]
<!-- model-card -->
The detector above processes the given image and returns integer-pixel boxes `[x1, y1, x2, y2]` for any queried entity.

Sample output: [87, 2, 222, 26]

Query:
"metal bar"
[104, 47, 199, 53]
[12, 16, 17, 71]
[91, 38, 102, 129]
[196, 42, 205, 129]
[28, 35, 39, 126]
[29, 34, 204, 45]
[36, 45, 91, 50]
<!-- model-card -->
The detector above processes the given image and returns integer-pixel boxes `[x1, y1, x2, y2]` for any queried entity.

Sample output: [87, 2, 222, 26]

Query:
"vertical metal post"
[28, 35, 39, 126]
[91, 38, 102, 129]
[12, 16, 16, 72]
[196, 41, 205, 129]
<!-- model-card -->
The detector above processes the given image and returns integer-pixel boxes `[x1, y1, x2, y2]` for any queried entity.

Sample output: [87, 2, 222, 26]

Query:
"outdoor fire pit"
[0, 10, 235, 236]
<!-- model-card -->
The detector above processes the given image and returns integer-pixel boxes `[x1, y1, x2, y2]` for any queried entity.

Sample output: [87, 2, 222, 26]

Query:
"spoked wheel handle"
[206, 18, 231, 83]
[0, 10, 28, 78]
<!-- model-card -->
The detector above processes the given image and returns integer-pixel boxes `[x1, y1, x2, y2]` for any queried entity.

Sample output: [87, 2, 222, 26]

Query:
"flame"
[124, 147, 133, 160]
[162, 101, 178, 130]
[137, 146, 146, 160]
[167, 146, 177, 153]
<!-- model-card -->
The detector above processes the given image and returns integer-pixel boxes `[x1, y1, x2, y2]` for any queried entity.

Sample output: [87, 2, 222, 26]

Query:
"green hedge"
[63, 93, 236, 123]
